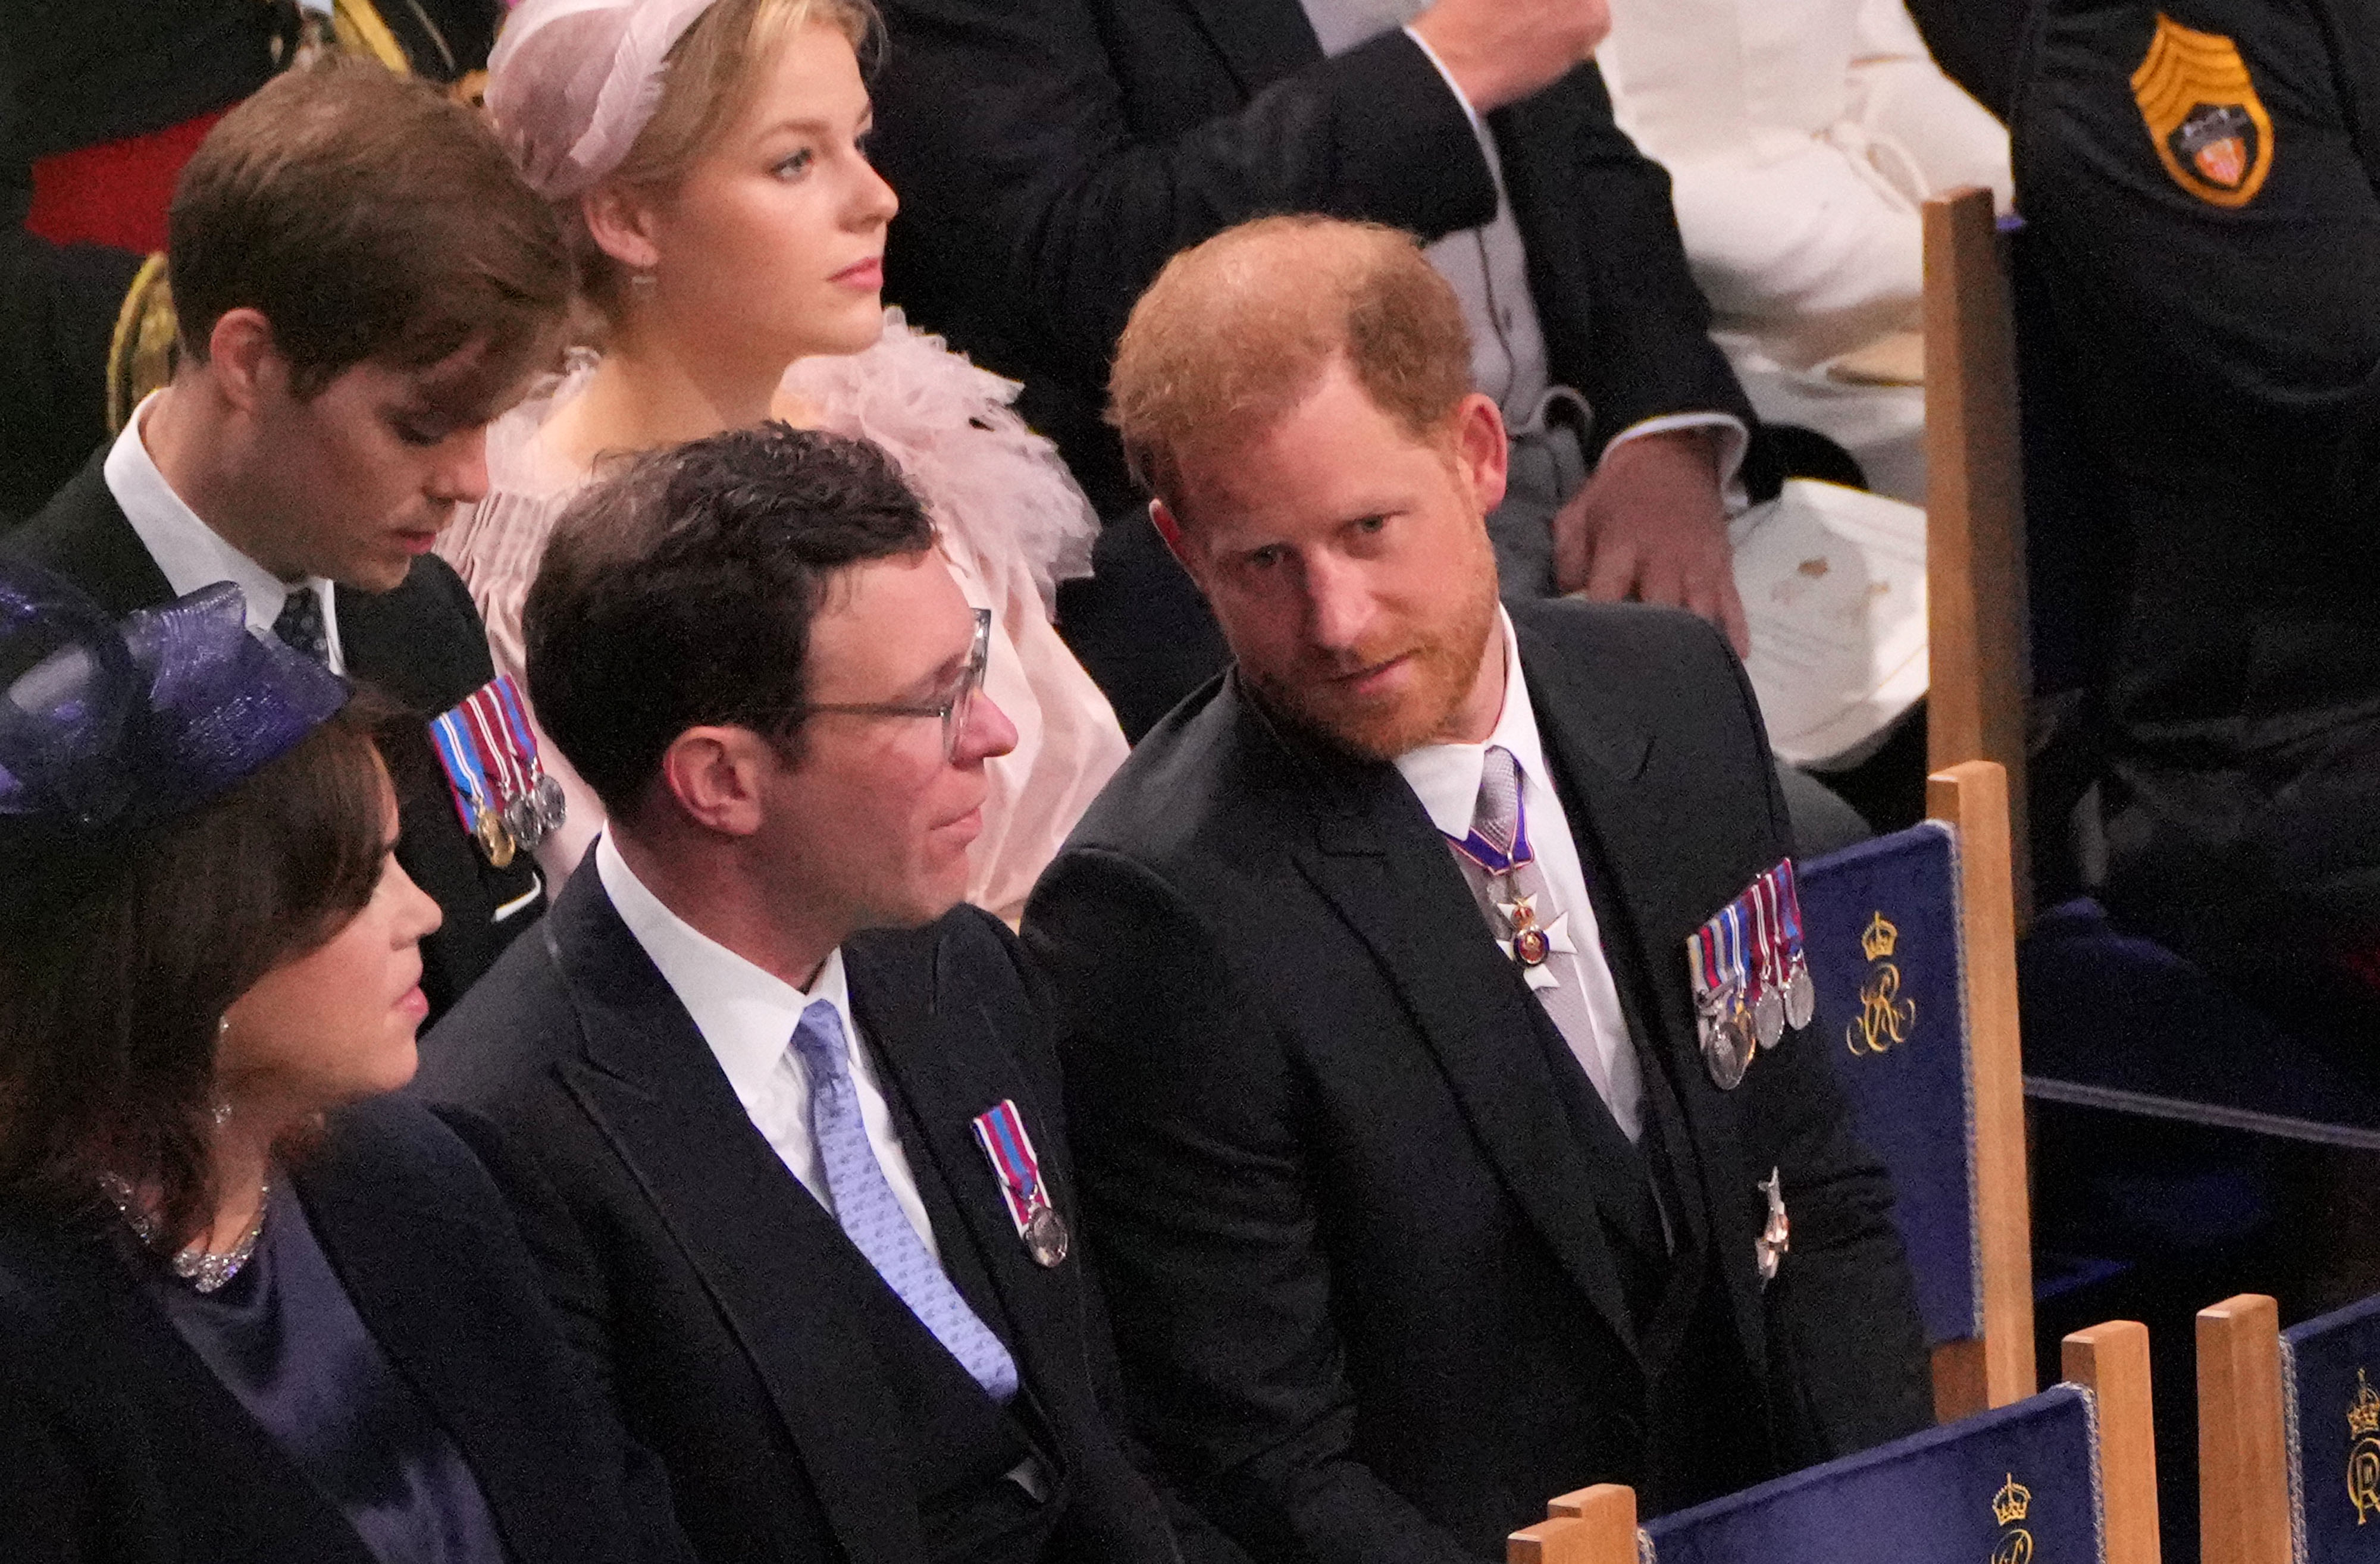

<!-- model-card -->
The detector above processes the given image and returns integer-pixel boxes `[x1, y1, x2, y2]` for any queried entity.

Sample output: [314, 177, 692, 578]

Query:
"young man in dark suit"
[415, 426, 1240, 1564]
[1024, 217, 1931, 1563]
[870, 0, 1767, 736]
[3, 60, 568, 1018]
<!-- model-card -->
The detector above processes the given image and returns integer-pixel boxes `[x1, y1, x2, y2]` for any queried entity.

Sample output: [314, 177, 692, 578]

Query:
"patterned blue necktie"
[790, 999, 1020, 1402]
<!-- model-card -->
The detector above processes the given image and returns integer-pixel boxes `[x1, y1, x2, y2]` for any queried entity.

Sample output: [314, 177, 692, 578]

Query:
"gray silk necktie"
[1447, 745, 1645, 1141]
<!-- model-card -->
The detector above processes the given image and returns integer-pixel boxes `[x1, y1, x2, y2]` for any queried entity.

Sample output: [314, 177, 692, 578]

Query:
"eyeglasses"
[800, 607, 993, 763]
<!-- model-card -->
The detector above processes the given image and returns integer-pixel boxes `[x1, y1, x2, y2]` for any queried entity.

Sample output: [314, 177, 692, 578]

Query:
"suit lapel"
[1178, 0, 1324, 96]
[1248, 694, 1642, 1364]
[298, 1161, 587, 1564]
[846, 930, 1076, 1405]
[5, 453, 176, 616]
[1517, 619, 1763, 1343]
[539, 875, 929, 1563]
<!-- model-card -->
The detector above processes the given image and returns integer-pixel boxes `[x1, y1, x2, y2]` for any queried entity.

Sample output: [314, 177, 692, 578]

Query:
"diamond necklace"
[99, 1173, 273, 1294]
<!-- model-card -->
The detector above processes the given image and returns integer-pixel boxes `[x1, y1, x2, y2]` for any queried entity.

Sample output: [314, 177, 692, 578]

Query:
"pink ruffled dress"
[436, 309, 1128, 924]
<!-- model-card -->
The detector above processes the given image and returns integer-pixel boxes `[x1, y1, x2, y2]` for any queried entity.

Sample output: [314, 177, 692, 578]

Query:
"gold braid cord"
[105, 255, 178, 435]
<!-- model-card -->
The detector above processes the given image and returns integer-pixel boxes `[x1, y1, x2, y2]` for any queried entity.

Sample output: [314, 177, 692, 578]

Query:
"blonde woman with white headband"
[440, 0, 1125, 923]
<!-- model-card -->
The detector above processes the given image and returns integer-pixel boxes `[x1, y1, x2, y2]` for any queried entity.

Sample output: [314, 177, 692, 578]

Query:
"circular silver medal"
[1025, 1206, 1069, 1268]
[503, 792, 547, 852]
[1786, 963, 1817, 1031]
[533, 772, 568, 830]
[1753, 985, 1785, 1050]
[1702, 1002, 1753, 1090]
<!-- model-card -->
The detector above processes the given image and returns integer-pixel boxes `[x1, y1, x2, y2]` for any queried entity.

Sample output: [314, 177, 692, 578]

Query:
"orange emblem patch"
[2132, 14, 2274, 208]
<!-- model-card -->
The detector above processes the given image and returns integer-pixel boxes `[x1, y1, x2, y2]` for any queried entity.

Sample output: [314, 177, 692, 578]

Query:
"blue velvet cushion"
[1800, 822, 1980, 1347]
[2283, 1292, 2380, 1557]
[1646, 1385, 2101, 1564]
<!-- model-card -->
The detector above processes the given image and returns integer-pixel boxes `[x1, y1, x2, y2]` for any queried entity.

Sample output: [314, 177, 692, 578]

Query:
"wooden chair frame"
[2197, 1294, 2291, 1564]
[1926, 759, 2036, 1421]
[1923, 185, 2033, 924]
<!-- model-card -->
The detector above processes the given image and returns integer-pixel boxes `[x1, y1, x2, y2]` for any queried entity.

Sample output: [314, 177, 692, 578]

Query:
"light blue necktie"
[791, 998, 1020, 1402]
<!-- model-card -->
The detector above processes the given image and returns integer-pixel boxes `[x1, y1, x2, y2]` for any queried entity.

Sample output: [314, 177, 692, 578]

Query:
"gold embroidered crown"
[1861, 912, 1900, 963]
[1993, 1475, 2032, 1527]
[2350, 1369, 2380, 1437]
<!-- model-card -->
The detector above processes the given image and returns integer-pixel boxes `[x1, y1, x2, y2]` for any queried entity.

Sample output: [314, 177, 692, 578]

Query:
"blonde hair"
[1108, 216, 1475, 510]
[575, 0, 879, 316]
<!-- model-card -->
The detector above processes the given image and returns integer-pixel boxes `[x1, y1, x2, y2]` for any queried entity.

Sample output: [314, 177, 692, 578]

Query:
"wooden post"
[1928, 760, 2035, 1416]
[2065, 1321, 2162, 1564]
[1923, 186, 2032, 923]
[1509, 1518, 1593, 1564]
[1524, 1487, 1637, 1564]
[2199, 1295, 2290, 1564]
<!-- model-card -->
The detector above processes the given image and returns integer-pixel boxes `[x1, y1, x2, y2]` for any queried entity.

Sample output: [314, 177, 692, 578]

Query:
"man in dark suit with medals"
[2, 61, 569, 1018]
[1023, 217, 1930, 1563]
[415, 425, 1244, 1564]
[2012, 0, 2380, 1026]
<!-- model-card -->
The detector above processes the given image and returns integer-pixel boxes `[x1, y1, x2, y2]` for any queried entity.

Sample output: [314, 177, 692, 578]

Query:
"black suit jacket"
[1022, 598, 1930, 1563]
[0, 1095, 693, 1564]
[872, 0, 1757, 522]
[414, 863, 1232, 1564]
[2, 451, 546, 1016]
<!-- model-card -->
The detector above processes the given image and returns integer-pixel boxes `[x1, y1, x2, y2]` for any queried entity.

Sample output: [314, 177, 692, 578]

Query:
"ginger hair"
[1107, 215, 1474, 510]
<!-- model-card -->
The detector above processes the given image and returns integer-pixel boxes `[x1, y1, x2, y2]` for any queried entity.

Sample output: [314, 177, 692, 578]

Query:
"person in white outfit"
[1598, 0, 2011, 503]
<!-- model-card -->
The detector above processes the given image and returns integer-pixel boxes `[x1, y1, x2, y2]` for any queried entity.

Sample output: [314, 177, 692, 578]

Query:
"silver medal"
[1025, 1206, 1069, 1268]
[502, 792, 547, 852]
[533, 772, 568, 830]
[1702, 990, 1753, 1090]
[1786, 961, 1816, 1031]
[1753, 985, 1785, 1050]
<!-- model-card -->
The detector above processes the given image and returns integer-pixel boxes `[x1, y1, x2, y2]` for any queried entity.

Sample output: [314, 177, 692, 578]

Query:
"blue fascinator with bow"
[0, 561, 350, 840]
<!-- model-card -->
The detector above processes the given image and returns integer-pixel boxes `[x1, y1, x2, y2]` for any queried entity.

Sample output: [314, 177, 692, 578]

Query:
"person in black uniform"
[0, 0, 502, 525]
[2011, 0, 2380, 1025]
[3, 59, 572, 1020]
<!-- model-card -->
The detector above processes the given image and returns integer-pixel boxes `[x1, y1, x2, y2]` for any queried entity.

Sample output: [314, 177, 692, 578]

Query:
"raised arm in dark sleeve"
[873, 0, 1493, 397]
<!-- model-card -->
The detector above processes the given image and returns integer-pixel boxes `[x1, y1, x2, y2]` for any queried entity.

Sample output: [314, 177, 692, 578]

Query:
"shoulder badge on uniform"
[2132, 12, 2274, 208]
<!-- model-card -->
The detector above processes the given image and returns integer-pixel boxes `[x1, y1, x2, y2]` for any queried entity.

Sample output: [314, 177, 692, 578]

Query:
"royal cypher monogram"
[2349, 1366, 2380, 1525]
[1845, 911, 1918, 1058]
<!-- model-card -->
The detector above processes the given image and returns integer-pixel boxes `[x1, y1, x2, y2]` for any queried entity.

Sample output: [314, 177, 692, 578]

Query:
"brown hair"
[1108, 215, 1475, 510]
[169, 58, 570, 399]
[526, 422, 935, 817]
[0, 706, 394, 1249]
[571, 0, 881, 318]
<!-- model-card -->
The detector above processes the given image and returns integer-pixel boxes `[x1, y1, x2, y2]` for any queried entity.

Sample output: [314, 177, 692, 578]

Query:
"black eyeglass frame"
[794, 607, 994, 762]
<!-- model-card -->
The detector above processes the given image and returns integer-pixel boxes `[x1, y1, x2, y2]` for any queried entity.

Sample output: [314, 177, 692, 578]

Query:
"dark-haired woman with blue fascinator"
[0, 565, 694, 1564]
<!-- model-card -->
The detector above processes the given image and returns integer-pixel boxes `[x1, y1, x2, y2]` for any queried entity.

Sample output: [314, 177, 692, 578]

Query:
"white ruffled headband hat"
[486, 0, 723, 200]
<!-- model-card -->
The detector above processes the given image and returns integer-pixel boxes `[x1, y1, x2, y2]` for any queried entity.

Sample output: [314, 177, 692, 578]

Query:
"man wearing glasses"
[417, 425, 1239, 1564]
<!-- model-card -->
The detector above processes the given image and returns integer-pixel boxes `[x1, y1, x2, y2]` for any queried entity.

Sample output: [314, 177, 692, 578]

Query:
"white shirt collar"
[1391, 607, 1552, 839]
[104, 391, 343, 671]
[594, 830, 853, 1103]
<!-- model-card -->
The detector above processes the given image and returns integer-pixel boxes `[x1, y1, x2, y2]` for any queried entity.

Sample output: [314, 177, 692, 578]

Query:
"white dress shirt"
[1391, 610, 1643, 1139]
[1297, 0, 1747, 487]
[595, 832, 941, 1258]
[105, 392, 344, 673]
